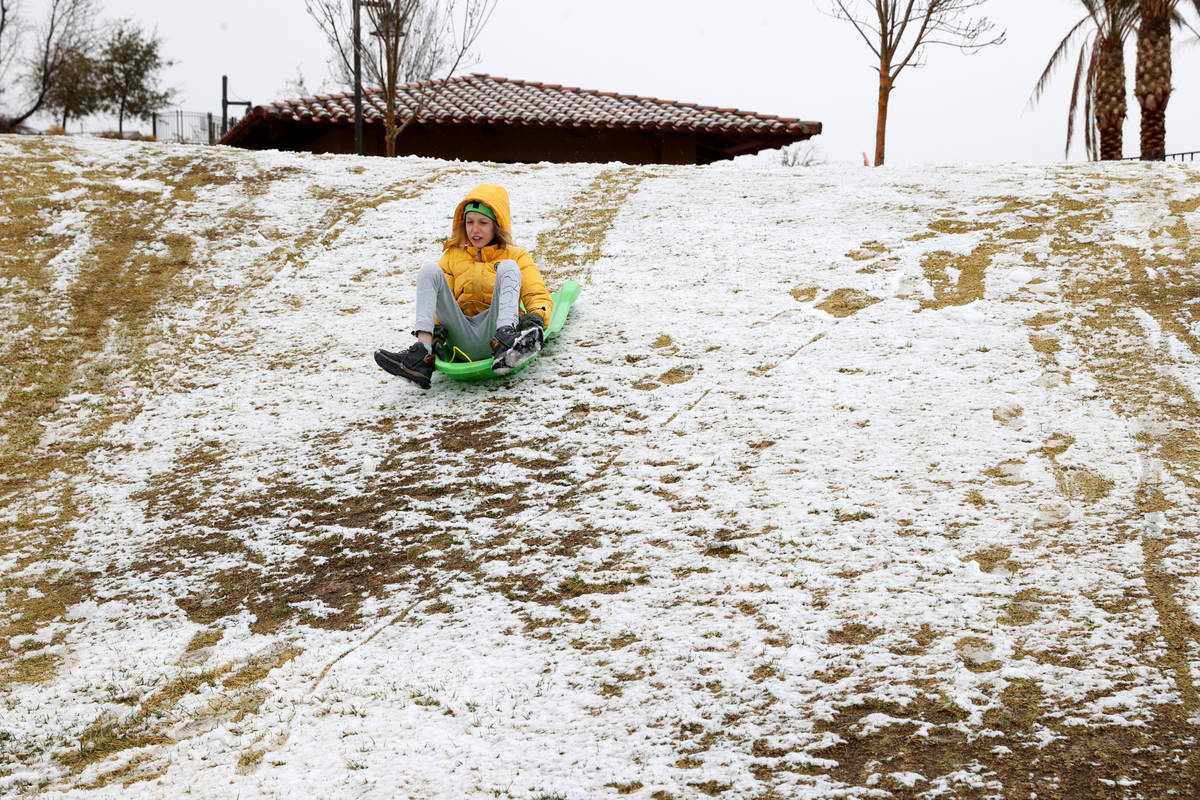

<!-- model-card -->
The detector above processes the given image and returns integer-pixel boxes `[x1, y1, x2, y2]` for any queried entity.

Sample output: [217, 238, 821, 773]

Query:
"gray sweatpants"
[413, 260, 521, 360]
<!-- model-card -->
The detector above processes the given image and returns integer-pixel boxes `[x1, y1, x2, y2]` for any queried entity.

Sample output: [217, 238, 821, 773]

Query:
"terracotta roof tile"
[257, 73, 819, 137]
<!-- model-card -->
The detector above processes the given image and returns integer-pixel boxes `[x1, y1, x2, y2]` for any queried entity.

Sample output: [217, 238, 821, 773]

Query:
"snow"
[2, 134, 1200, 798]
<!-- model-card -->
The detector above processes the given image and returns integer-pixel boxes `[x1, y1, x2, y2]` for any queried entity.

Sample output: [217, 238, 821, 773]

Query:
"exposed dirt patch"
[1024, 310, 1065, 327]
[992, 403, 1024, 428]
[1029, 332, 1061, 355]
[59, 643, 302, 782]
[845, 241, 888, 261]
[816, 288, 882, 318]
[0, 652, 62, 684]
[0, 145, 465, 699]
[659, 366, 695, 385]
[827, 623, 882, 645]
[966, 546, 1010, 572]
[1168, 195, 1200, 215]
[1000, 588, 1043, 625]
[1049, 188, 1200, 717]
[127, 418, 533, 632]
[536, 167, 646, 285]
[984, 459, 1027, 485]
[814, 694, 1200, 800]
[919, 243, 994, 310]
[1053, 464, 1114, 503]
[928, 218, 993, 235]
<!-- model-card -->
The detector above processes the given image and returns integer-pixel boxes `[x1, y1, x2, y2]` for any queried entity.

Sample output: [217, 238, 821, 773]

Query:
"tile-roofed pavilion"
[219, 73, 822, 165]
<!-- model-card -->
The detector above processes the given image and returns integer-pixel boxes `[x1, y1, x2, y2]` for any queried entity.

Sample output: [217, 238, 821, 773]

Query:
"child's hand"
[517, 313, 545, 331]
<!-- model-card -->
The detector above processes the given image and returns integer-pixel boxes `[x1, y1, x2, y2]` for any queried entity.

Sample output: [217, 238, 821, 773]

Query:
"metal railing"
[150, 110, 218, 145]
[1123, 150, 1200, 162]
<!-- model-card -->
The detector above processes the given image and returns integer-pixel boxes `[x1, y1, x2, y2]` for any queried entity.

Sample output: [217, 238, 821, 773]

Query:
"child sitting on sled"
[374, 183, 553, 389]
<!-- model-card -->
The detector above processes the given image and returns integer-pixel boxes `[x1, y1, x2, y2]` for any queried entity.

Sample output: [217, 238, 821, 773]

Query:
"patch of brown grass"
[1048, 186, 1200, 716]
[0, 575, 90, 682]
[827, 623, 882, 645]
[535, 167, 646, 285]
[607, 781, 644, 794]
[221, 645, 302, 691]
[918, 243, 994, 310]
[815, 691, 1200, 799]
[125, 415, 545, 631]
[75, 753, 166, 791]
[0, 652, 62, 684]
[816, 288, 882, 318]
[61, 643, 301, 780]
[659, 366, 694, 385]
[558, 574, 634, 598]
[966, 545, 1010, 572]
[845, 241, 888, 261]
[185, 629, 223, 652]
[1000, 588, 1043, 625]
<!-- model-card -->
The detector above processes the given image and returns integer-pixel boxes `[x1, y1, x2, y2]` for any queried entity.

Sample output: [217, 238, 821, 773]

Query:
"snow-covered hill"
[2, 135, 1199, 799]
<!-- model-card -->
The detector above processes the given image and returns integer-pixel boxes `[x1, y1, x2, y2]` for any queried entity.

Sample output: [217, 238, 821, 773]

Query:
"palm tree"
[1031, 0, 1138, 160]
[1135, 0, 1200, 160]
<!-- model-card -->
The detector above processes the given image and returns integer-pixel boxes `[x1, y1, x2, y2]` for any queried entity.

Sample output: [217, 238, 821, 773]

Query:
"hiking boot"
[374, 342, 434, 389]
[491, 323, 543, 375]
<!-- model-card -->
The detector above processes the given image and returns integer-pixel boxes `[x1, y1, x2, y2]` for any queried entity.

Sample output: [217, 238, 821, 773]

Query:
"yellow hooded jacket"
[438, 183, 554, 327]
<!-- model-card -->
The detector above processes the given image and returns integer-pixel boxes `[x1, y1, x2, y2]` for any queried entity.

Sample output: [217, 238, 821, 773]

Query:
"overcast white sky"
[90, 0, 1200, 165]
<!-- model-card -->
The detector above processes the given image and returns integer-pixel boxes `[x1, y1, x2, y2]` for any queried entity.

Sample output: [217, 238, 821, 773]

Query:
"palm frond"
[1083, 33, 1103, 161]
[1065, 42, 1087, 158]
[1029, 16, 1091, 109]
[1169, 0, 1200, 36]
[1037, 0, 1137, 161]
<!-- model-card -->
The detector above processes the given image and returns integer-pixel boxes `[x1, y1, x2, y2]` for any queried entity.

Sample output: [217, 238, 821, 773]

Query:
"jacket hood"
[451, 183, 512, 236]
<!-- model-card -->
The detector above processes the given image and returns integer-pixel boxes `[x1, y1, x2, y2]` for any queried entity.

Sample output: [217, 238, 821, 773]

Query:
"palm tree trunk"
[1095, 30, 1127, 161]
[1135, 2, 1171, 160]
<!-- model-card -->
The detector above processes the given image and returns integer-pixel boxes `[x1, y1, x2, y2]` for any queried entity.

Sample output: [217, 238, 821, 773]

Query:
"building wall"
[258, 122, 700, 164]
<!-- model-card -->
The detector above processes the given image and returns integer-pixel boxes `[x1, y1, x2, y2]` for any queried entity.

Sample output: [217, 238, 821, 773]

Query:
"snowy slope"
[2, 135, 1199, 799]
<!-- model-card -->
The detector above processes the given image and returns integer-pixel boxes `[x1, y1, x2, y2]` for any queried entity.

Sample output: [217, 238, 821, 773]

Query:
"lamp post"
[353, 0, 363, 156]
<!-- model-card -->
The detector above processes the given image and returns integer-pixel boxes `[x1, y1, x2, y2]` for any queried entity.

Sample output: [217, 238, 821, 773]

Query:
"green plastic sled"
[433, 280, 581, 381]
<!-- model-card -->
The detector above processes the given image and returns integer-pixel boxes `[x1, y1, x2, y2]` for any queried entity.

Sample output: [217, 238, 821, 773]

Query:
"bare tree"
[306, 0, 497, 157]
[277, 66, 312, 100]
[829, 0, 1004, 166]
[0, 0, 25, 105]
[0, 0, 97, 132]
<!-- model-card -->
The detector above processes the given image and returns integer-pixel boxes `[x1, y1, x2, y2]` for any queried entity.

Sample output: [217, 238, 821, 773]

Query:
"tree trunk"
[385, 114, 397, 158]
[875, 69, 892, 167]
[384, 74, 398, 157]
[1095, 31, 1126, 161]
[1135, 4, 1171, 160]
